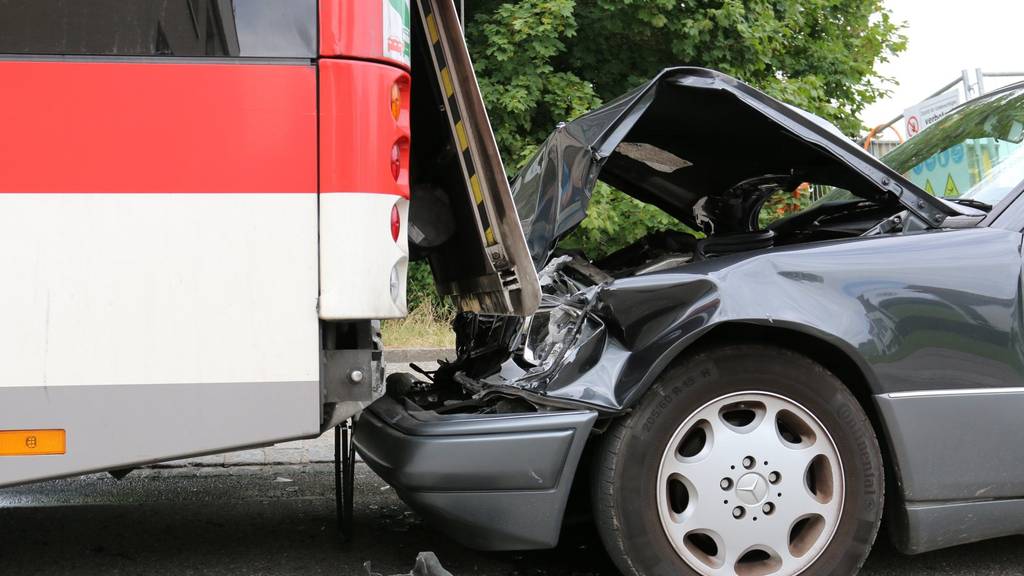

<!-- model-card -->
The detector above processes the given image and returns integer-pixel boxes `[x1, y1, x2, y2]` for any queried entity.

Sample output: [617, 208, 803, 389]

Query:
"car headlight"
[521, 305, 584, 371]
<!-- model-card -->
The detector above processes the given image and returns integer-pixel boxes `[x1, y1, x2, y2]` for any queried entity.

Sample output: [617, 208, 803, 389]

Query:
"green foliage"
[758, 184, 816, 228]
[468, 0, 906, 142]
[466, 0, 602, 167]
[406, 260, 454, 316]
[560, 183, 699, 259]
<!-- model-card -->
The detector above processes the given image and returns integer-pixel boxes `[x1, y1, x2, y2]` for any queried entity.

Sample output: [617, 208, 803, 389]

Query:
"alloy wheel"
[657, 391, 845, 576]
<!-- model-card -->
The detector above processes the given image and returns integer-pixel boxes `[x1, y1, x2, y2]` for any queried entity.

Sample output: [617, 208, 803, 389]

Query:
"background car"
[356, 68, 1024, 576]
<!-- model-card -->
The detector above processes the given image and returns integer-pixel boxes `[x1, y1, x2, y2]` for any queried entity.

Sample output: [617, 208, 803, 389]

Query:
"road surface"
[2, 463, 1022, 576]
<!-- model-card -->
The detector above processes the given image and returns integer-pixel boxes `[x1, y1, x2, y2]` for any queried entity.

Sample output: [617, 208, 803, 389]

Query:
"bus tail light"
[390, 264, 401, 303]
[391, 81, 402, 121]
[391, 142, 401, 181]
[391, 203, 401, 242]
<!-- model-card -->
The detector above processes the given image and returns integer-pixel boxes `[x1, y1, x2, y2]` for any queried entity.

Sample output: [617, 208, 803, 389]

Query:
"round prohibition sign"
[906, 115, 921, 136]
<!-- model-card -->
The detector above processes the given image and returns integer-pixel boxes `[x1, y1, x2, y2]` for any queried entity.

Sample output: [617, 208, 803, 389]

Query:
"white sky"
[861, 0, 1024, 133]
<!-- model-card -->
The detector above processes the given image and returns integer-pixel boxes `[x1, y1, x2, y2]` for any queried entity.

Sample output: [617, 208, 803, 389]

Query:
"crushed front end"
[354, 248, 700, 550]
[358, 53, 956, 549]
[354, 257, 620, 550]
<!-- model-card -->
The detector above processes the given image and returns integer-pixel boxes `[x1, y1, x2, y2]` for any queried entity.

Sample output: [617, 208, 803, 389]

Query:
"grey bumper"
[353, 396, 597, 550]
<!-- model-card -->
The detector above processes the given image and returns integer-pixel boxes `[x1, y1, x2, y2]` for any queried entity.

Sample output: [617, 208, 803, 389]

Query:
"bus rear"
[0, 0, 536, 488]
[0, 0, 408, 487]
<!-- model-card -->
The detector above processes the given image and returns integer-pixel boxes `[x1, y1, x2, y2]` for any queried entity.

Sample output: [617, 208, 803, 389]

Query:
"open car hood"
[511, 67, 958, 267]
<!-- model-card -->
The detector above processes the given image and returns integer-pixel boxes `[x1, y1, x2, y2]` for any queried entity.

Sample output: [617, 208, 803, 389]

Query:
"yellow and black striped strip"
[420, 0, 497, 247]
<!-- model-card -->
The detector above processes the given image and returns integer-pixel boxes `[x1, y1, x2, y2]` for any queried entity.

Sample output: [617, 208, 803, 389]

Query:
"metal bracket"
[323, 349, 380, 405]
[334, 419, 355, 541]
[320, 321, 385, 431]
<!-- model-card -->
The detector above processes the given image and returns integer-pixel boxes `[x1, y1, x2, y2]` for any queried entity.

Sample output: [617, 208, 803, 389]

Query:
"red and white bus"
[0, 0, 538, 487]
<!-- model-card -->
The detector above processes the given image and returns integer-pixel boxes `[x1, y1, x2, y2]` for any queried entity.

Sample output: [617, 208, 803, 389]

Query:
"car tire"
[592, 344, 884, 576]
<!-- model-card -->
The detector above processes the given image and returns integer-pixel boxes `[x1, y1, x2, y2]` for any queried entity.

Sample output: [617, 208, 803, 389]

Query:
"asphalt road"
[2, 464, 1022, 576]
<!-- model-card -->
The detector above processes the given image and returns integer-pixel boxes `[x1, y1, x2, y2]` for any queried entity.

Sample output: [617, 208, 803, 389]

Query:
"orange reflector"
[0, 429, 65, 456]
[390, 81, 402, 121]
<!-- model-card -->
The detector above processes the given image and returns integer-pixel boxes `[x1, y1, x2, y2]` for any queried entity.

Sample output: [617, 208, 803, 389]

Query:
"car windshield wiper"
[950, 198, 993, 212]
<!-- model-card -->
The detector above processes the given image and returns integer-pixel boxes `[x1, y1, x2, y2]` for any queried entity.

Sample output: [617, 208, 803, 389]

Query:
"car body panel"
[478, 227, 1023, 411]
[876, 389, 1024, 502]
[354, 396, 597, 550]
[896, 497, 1024, 554]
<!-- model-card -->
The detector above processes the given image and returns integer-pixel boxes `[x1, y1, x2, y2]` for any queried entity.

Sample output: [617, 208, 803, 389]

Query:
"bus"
[0, 0, 538, 487]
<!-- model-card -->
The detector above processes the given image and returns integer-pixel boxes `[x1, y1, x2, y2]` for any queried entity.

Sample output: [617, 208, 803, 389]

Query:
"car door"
[873, 171, 1024, 507]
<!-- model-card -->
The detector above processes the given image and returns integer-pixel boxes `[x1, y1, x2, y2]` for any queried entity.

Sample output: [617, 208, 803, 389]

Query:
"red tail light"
[391, 204, 401, 242]
[391, 142, 401, 181]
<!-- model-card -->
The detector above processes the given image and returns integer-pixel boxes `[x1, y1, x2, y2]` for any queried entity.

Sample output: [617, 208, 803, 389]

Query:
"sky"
[861, 0, 1024, 134]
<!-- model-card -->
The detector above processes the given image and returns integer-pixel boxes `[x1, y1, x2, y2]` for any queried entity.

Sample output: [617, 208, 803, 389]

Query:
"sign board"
[904, 91, 961, 138]
[905, 139, 1024, 199]
[907, 142, 971, 198]
[383, 0, 412, 66]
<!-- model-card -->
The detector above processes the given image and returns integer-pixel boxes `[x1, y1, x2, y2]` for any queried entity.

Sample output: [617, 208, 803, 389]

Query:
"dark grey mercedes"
[356, 67, 1024, 576]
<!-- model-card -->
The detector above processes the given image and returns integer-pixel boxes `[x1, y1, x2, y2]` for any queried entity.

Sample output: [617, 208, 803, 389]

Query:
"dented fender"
[532, 228, 1022, 413]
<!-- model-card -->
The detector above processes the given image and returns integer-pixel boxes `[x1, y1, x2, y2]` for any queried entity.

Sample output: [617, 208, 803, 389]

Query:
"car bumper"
[353, 396, 597, 550]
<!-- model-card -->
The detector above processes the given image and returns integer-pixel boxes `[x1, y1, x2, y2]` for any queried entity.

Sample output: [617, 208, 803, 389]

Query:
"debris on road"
[364, 552, 454, 576]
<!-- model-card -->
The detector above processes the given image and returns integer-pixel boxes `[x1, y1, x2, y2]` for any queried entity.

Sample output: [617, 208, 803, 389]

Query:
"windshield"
[822, 86, 1024, 208]
[884, 86, 1024, 206]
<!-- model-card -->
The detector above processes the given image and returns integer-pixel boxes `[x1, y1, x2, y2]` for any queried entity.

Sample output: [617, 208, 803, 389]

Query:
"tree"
[461, 0, 905, 259]
[566, 0, 906, 137]
[466, 0, 602, 167]
[467, 0, 905, 158]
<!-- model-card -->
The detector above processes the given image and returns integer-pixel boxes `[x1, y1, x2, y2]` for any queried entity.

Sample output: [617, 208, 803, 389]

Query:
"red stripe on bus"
[0, 61, 316, 193]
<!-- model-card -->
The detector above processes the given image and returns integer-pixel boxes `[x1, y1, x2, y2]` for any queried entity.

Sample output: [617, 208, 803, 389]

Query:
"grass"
[382, 300, 456, 349]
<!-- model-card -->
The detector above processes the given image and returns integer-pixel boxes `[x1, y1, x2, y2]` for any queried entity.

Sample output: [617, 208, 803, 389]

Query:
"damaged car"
[358, 12, 1024, 575]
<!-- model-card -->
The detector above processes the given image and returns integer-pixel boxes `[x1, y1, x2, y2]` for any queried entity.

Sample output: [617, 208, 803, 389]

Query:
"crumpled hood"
[511, 67, 956, 268]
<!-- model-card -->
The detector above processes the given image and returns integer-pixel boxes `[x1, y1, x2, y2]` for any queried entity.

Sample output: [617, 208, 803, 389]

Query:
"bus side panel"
[320, 0, 411, 69]
[0, 61, 321, 487]
[319, 59, 411, 320]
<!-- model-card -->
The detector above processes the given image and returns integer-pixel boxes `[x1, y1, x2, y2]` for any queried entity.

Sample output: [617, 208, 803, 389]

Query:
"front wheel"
[592, 345, 884, 576]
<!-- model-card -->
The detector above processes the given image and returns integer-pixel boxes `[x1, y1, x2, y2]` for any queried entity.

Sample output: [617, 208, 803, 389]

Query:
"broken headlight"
[520, 305, 584, 372]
